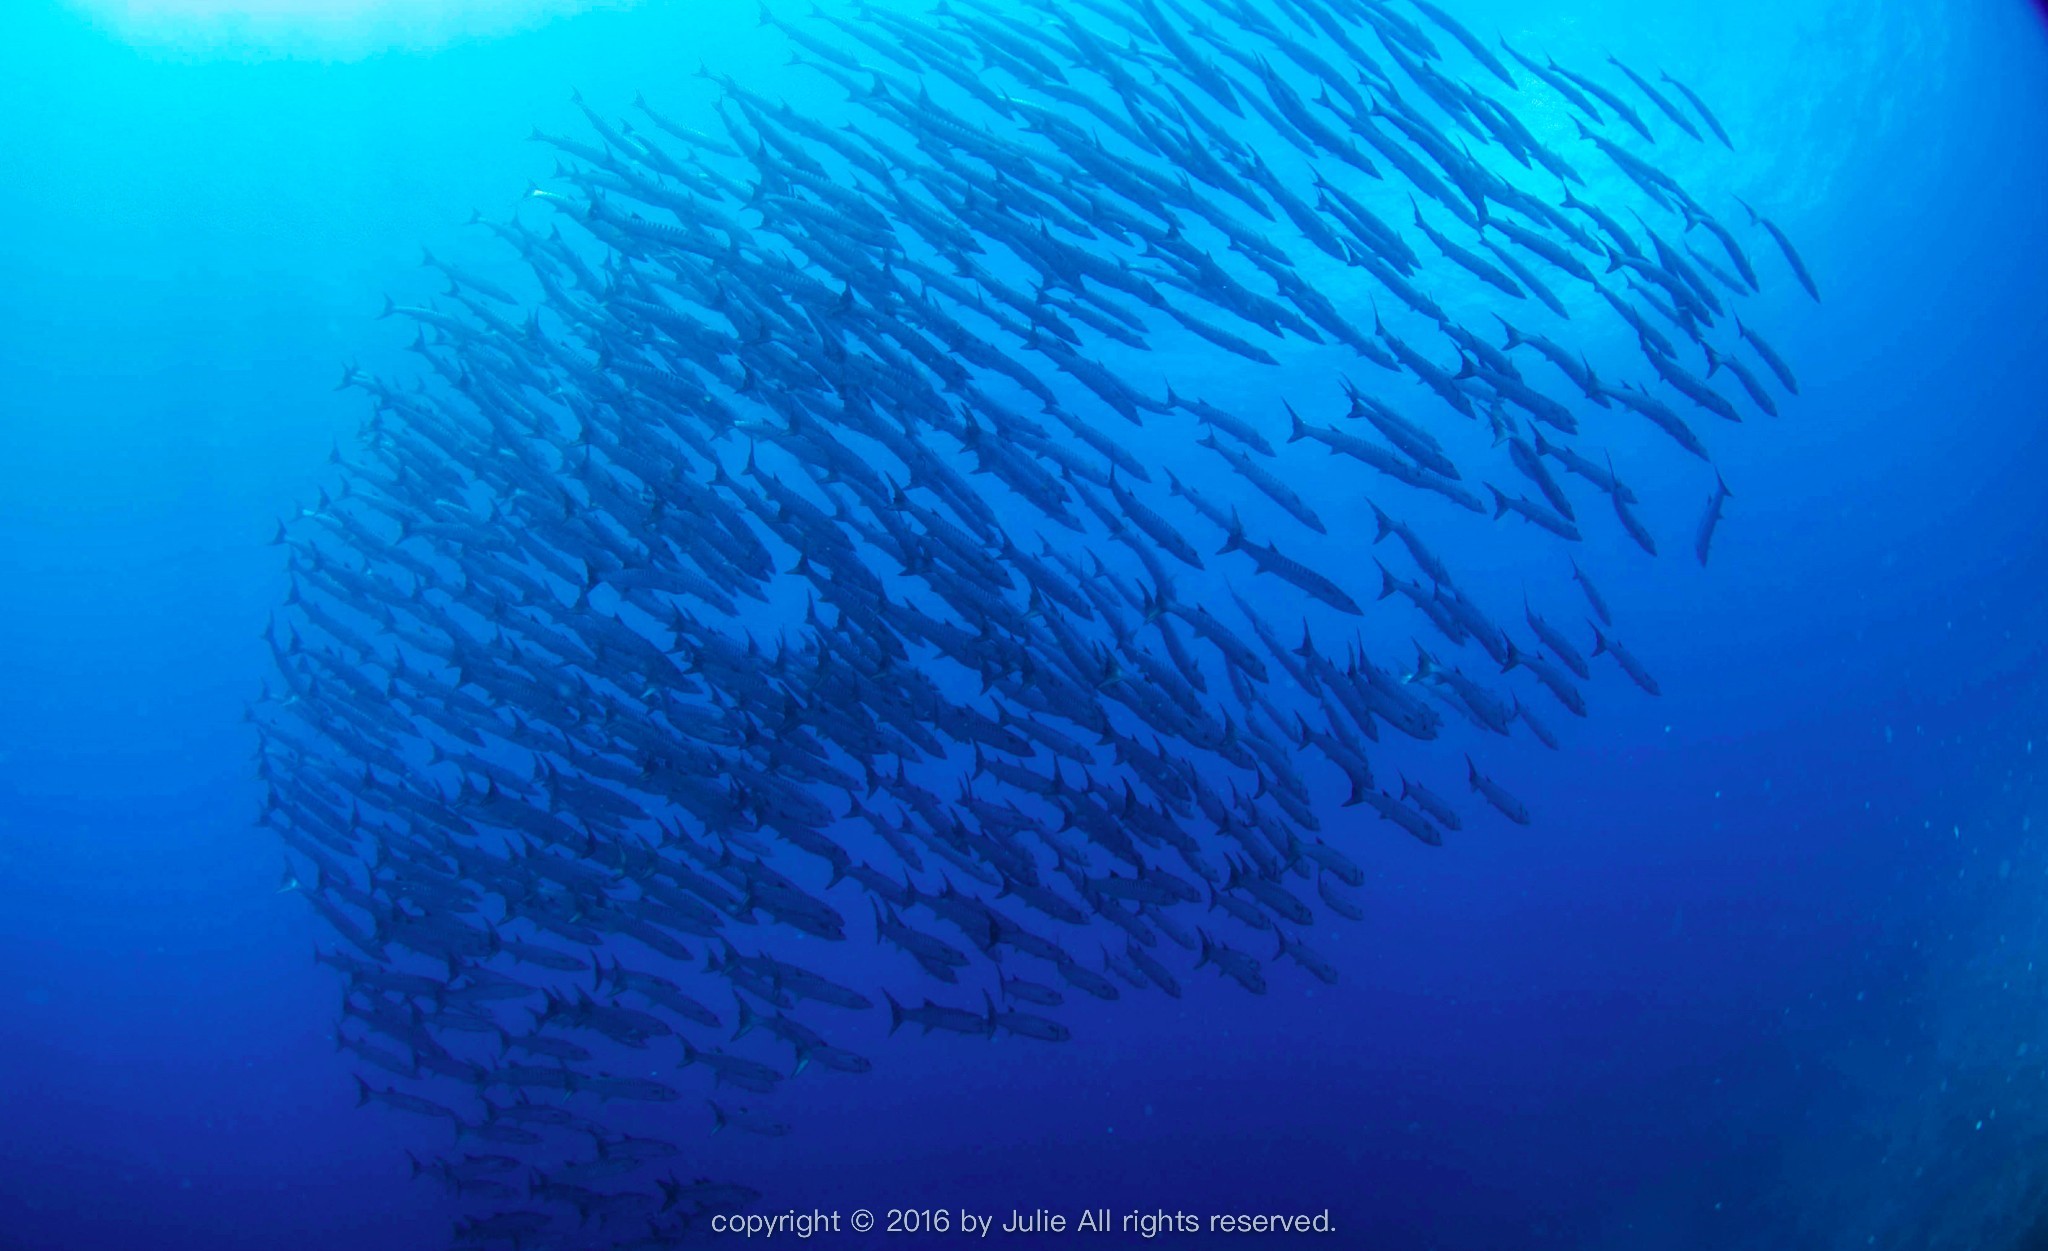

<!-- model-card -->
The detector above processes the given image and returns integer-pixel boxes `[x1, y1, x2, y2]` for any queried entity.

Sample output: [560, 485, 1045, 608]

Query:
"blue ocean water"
[0, 0, 2043, 1248]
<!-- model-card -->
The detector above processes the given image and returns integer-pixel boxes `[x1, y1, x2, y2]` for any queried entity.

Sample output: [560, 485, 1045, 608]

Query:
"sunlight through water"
[68, 0, 642, 57]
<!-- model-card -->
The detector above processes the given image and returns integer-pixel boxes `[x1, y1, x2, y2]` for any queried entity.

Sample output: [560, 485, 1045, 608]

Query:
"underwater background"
[0, 0, 2045, 1248]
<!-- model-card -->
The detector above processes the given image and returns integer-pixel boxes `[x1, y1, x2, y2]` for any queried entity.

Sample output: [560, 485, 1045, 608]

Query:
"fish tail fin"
[1488, 484, 1510, 518]
[1375, 560, 1400, 601]
[1590, 626, 1609, 656]
[1284, 402, 1309, 443]
[1216, 510, 1244, 556]
[1369, 502, 1394, 543]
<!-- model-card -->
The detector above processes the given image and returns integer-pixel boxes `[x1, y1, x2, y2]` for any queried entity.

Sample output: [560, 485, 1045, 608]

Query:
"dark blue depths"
[0, 1, 2044, 1249]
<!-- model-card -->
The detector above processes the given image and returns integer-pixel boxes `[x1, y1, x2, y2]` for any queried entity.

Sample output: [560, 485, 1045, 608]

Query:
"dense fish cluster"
[255, 0, 1810, 1243]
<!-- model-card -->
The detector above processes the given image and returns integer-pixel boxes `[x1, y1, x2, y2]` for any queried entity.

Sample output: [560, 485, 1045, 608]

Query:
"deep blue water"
[0, 0, 2044, 1249]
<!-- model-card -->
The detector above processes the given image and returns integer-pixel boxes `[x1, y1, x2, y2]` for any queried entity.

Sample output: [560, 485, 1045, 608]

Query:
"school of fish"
[254, 0, 1812, 1242]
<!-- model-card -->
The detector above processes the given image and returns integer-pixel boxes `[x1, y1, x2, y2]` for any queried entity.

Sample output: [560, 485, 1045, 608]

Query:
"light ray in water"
[68, 0, 643, 57]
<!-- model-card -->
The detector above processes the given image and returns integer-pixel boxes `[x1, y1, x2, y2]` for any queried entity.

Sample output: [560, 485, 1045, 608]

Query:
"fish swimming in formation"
[258, 0, 1804, 1240]
[1695, 472, 1733, 566]
[1659, 69, 1733, 148]
[1736, 196, 1821, 301]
